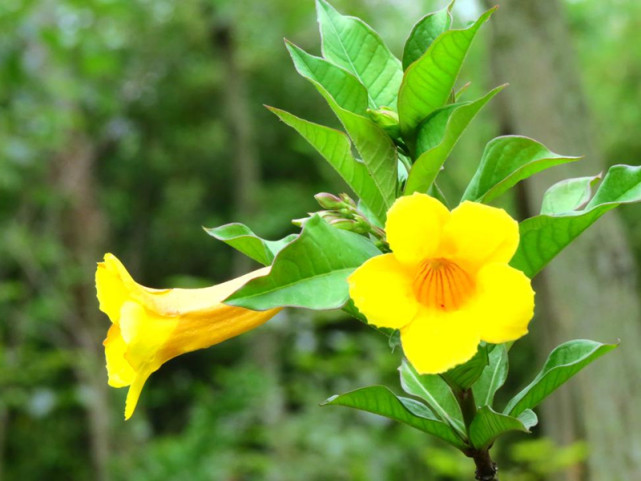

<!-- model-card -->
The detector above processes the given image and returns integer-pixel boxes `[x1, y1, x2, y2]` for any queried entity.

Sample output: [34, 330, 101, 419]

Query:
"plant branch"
[471, 448, 498, 480]
[456, 388, 499, 480]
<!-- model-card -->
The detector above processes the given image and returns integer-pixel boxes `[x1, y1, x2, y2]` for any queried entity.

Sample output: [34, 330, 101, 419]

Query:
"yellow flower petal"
[96, 253, 138, 323]
[442, 202, 519, 272]
[119, 301, 178, 372]
[347, 195, 534, 375]
[124, 368, 154, 421]
[156, 305, 280, 363]
[348, 254, 420, 329]
[401, 308, 480, 374]
[473, 263, 535, 343]
[386, 194, 450, 267]
[95, 254, 280, 419]
[141, 267, 271, 316]
[104, 324, 136, 387]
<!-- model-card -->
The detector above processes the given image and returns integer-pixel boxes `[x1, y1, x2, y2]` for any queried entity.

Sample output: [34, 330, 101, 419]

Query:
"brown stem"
[471, 448, 498, 481]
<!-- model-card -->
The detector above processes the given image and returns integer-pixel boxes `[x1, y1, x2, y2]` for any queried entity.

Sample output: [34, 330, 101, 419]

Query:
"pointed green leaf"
[204, 223, 297, 266]
[316, 0, 403, 109]
[504, 340, 618, 417]
[287, 43, 397, 216]
[472, 344, 508, 407]
[404, 86, 504, 194]
[267, 106, 387, 223]
[540, 175, 600, 215]
[442, 344, 489, 391]
[402, 3, 453, 70]
[398, 8, 495, 137]
[585, 163, 641, 208]
[469, 406, 536, 449]
[283, 39, 368, 115]
[462, 136, 581, 203]
[511, 165, 641, 278]
[399, 359, 465, 437]
[322, 386, 466, 449]
[226, 215, 380, 310]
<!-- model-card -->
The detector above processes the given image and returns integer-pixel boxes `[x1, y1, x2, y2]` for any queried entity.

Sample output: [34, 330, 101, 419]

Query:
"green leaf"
[267, 106, 388, 224]
[286, 43, 398, 218]
[472, 344, 508, 407]
[404, 86, 504, 194]
[283, 40, 368, 115]
[442, 344, 489, 391]
[398, 8, 495, 137]
[462, 136, 581, 203]
[511, 165, 641, 278]
[322, 386, 466, 449]
[402, 3, 453, 70]
[469, 406, 536, 449]
[399, 359, 466, 437]
[585, 163, 641, 208]
[316, 0, 403, 110]
[204, 223, 297, 266]
[504, 340, 618, 417]
[540, 175, 600, 215]
[226, 215, 380, 310]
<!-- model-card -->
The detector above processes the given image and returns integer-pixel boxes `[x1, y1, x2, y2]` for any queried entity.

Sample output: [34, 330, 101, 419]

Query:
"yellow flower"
[96, 253, 280, 419]
[348, 194, 534, 374]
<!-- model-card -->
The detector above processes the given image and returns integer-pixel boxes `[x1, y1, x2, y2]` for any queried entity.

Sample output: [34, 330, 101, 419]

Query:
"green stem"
[456, 389, 499, 480]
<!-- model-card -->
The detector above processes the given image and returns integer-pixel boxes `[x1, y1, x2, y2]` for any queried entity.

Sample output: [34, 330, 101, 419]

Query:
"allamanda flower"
[348, 193, 535, 374]
[96, 253, 280, 419]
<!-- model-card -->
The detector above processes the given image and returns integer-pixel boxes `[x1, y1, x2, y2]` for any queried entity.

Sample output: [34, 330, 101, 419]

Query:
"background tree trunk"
[484, 1, 641, 480]
[212, 22, 261, 276]
[52, 134, 111, 481]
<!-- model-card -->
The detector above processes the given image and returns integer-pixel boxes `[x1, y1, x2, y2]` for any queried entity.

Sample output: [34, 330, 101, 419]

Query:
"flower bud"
[314, 192, 344, 210]
[329, 218, 357, 231]
[367, 107, 401, 139]
[338, 193, 357, 209]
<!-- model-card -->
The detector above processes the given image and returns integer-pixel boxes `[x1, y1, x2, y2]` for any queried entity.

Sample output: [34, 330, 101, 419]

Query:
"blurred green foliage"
[0, 0, 639, 480]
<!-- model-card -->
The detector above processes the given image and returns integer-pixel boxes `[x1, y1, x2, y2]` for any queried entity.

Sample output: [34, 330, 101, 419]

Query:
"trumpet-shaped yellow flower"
[96, 253, 280, 419]
[348, 194, 535, 374]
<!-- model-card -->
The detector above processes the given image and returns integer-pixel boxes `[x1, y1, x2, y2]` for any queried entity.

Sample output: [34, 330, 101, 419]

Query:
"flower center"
[413, 258, 474, 311]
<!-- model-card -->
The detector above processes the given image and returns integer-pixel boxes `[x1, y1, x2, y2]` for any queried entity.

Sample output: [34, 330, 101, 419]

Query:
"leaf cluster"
[204, 0, 640, 463]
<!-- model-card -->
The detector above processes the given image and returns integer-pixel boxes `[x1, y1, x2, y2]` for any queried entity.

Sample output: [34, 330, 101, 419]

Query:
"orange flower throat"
[413, 258, 474, 311]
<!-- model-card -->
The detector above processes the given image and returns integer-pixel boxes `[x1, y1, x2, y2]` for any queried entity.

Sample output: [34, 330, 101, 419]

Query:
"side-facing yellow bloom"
[348, 194, 535, 374]
[96, 253, 280, 419]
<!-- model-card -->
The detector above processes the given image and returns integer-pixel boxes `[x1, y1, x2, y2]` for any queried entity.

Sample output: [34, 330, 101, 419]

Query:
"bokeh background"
[1, 0, 640, 480]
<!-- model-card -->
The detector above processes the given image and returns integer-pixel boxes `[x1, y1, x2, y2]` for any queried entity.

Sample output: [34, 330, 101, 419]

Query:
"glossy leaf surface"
[402, 3, 452, 70]
[540, 175, 600, 215]
[504, 340, 617, 417]
[442, 344, 489, 391]
[399, 360, 465, 436]
[226, 215, 380, 310]
[472, 344, 509, 407]
[287, 43, 397, 216]
[462, 135, 580, 203]
[512, 165, 641, 278]
[322, 386, 466, 449]
[469, 406, 537, 449]
[204, 223, 296, 266]
[268, 106, 388, 223]
[404, 86, 504, 194]
[398, 8, 495, 137]
[316, 0, 403, 109]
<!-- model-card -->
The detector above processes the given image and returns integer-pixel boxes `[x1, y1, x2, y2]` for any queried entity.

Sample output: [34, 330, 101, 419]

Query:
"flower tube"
[96, 253, 280, 419]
